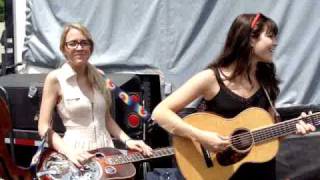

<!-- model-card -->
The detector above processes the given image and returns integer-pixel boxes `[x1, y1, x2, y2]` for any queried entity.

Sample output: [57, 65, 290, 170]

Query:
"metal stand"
[141, 77, 152, 180]
[141, 103, 151, 180]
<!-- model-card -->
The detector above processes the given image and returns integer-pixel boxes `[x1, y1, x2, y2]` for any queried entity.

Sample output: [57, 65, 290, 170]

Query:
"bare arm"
[38, 72, 57, 137]
[105, 104, 152, 155]
[105, 111, 131, 143]
[152, 69, 230, 152]
[38, 72, 70, 153]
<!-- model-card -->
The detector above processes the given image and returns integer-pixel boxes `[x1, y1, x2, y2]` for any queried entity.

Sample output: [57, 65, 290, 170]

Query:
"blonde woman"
[38, 23, 152, 167]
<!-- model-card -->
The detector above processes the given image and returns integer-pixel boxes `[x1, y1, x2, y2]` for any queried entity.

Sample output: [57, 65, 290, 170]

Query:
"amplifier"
[0, 74, 64, 132]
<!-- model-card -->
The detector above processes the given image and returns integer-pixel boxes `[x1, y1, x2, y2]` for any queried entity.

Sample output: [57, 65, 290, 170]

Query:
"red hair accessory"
[251, 13, 261, 29]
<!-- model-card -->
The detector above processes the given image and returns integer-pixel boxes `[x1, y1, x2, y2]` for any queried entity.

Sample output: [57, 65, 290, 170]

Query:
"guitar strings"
[106, 147, 174, 165]
[231, 121, 320, 149]
[227, 114, 320, 149]
[233, 114, 319, 142]
[231, 119, 315, 148]
[253, 115, 320, 143]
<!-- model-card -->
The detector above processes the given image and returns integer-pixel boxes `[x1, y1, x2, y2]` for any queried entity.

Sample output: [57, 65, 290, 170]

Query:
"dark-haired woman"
[152, 13, 315, 179]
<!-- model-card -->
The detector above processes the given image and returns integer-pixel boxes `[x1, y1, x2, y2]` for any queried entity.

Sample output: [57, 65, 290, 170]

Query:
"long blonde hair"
[60, 23, 112, 109]
[87, 64, 112, 109]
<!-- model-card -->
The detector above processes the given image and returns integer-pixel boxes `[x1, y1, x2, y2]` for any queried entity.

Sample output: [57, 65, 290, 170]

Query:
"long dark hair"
[208, 13, 280, 102]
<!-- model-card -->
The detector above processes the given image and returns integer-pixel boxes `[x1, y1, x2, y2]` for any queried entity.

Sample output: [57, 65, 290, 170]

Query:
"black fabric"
[201, 68, 276, 180]
[203, 68, 269, 118]
[146, 168, 184, 180]
[276, 135, 320, 180]
[230, 159, 276, 180]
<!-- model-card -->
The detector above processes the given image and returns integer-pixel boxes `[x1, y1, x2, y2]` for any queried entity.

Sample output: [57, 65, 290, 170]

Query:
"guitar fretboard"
[106, 147, 174, 165]
[253, 112, 320, 144]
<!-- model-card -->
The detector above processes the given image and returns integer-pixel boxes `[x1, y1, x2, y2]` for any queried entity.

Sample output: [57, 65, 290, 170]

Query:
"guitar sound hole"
[231, 128, 253, 151]
[216, 128, 253, 166]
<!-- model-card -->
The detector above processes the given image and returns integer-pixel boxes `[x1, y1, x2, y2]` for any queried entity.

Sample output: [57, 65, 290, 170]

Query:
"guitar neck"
[107, 147, 174, 165]
[253, 112, 320, 144]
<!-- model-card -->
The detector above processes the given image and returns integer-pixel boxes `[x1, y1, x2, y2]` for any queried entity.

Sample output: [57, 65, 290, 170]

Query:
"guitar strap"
[262, 86, 281, 122]
[29, 128, 50, 172]
[105, 78, 151, 122]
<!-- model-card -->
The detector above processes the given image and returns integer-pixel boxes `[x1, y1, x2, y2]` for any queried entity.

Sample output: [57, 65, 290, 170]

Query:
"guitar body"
[38, 147, 135, 180]
[172, 107, 279, 180]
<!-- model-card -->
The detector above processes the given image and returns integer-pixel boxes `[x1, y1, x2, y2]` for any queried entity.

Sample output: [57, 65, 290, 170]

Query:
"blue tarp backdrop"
[22, 0, 320, 107]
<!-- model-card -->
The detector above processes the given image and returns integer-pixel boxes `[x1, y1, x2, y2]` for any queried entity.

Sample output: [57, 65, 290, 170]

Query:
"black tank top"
[202, 68, 269, 118]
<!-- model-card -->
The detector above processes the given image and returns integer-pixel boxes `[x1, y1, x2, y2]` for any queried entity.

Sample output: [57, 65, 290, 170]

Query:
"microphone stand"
[134, 76, 152, 180]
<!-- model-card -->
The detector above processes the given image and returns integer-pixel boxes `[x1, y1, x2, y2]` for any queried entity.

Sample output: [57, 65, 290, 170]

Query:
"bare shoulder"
[45, 70, 59, 84]
[197, 69, 216, 81]
[191, 69, 219, 99]
[174, 69, 218, 98]
[43, 70, 60, 93]
[190, 69, 217, 88]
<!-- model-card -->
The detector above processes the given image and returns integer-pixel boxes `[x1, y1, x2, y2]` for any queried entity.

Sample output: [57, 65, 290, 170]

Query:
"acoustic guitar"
[37, 146, 174, 179]
[172, 107, 320, 180]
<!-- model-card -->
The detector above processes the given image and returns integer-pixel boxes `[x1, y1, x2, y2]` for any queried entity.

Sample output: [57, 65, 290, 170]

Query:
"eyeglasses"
[65, 40, 91, 49]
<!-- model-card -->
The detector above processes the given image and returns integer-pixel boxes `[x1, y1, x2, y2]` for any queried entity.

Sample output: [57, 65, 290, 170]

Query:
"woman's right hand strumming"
[196, 130, 230, 153]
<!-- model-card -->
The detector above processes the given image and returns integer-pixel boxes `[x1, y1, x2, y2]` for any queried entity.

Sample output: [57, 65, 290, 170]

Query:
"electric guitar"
[37, 147, 174, 180]
[172, 107, 320, 180]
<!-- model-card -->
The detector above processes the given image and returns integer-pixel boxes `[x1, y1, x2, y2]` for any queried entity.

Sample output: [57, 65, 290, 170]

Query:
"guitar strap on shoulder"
[105, 78, 151, 122]
[262, 86, 281, 122]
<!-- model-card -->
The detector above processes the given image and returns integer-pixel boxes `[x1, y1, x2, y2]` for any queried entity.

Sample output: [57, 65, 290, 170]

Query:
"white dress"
[55, 63, 114, 151]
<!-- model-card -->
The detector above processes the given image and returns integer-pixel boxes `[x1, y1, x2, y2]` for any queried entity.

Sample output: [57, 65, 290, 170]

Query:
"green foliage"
[0, 0, 4, 22]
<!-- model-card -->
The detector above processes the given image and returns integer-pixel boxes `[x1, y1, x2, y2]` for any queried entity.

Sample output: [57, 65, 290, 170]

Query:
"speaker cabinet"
[0, 74, 64, 132]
